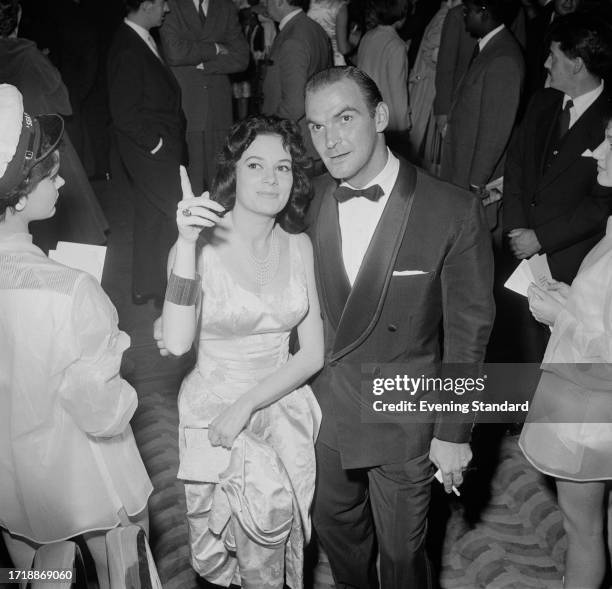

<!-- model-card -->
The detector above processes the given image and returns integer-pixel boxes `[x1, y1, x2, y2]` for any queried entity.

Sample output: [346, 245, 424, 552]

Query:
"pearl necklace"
[245, 226, 280, 288]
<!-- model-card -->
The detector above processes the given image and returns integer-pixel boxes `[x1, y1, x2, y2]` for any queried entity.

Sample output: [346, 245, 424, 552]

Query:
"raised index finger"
[179, 165, 195, 200]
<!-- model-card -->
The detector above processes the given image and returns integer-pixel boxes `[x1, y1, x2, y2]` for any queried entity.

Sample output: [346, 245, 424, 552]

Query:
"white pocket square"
[392, 270, 430, 276]
[582, 149, 593, 157]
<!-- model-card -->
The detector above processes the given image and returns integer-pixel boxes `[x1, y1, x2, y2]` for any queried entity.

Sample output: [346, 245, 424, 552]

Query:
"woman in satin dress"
[161, 115, 323, 588]
[519, 118, 612, 589]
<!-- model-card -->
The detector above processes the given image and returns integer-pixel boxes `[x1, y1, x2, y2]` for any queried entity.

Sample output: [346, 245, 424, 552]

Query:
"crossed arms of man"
[160, 1, 249, 74]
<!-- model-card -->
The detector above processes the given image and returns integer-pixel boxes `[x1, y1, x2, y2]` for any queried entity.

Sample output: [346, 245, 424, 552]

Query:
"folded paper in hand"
[485, 176, 503, 193]
[48, 242, 106, 283]
[177, 427, 231, 483]
[504, 253, 552, 297]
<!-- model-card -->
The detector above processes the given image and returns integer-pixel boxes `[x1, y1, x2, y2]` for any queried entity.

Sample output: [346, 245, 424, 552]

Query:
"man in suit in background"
[525, 0, 582, 95]
[441, 0, 525, 194]
[434, 0, 526, 143]
[261, 0, 331, 156]
[502, 13, 612, 361]
[108, 0, 185, 304]
[305, 66, 495, 589]
[160, 0, 249, 194]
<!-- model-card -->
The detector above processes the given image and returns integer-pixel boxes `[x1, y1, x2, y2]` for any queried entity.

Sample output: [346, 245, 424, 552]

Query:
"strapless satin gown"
[177, 231, 321, 588]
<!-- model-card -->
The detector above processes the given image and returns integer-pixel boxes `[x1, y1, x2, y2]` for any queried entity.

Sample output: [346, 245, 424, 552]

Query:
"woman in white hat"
[0, 84, 152, 589]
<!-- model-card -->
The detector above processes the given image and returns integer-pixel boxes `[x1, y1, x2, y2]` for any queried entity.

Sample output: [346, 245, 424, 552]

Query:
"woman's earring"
[14, 198, 27, 212]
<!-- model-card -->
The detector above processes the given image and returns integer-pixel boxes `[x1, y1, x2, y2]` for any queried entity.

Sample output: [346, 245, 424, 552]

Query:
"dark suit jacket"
[160, 0, 249, 181]
[262, 11, 331, 125]
[503, 88, 612, 284]
[434, 6, 474, 118]
[441, 27, 525, 190]
[434, 7, 526, 117]
[107, 22, 185, 216]
[308, 160, 495, 469]
[108, 23, 185, 162]
[524, 2, 555, 96]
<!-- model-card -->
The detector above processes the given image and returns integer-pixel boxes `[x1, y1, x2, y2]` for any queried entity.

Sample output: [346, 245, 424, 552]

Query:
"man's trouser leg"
[312, 442, 378, 589]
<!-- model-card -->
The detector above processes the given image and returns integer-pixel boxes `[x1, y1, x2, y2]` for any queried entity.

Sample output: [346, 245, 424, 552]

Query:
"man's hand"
[508, 228, 541, 259]
[153, 316, 170, 356]
[435, 114, 448, 138]
[429, 438, 472, 494]
[482, 188, 502, 207]
[215, 43, 229, 55]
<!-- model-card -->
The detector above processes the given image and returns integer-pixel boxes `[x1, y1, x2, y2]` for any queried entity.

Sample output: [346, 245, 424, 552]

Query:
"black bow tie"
[334, 184, 384, 203]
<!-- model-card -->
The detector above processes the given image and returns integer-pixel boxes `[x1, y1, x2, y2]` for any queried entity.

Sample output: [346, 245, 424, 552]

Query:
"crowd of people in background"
[2, 0, 612, 587]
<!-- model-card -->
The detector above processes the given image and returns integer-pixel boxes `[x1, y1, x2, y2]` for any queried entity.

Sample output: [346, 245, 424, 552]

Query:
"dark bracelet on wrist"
[165, 272, 201, 306]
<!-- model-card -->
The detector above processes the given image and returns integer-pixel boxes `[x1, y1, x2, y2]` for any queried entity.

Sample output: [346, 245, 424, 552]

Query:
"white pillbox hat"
[0, 84, 64, 194]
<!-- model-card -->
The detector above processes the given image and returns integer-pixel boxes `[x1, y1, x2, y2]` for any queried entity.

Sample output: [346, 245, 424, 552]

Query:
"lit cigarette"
[434, 469, 460, 496]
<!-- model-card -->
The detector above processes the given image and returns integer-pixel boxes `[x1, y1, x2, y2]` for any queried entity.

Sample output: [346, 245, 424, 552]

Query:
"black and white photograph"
[1, 0, 612, 587]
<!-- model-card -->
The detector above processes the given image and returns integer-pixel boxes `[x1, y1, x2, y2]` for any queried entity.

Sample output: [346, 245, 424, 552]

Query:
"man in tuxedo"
[160, 0, 249, 194]
[261, 0, 331, 155]
[304, 66, 495, 589]
[441, 0, 525, 196]
[108, 0, 185, 304]
[502, 13, 612, 361]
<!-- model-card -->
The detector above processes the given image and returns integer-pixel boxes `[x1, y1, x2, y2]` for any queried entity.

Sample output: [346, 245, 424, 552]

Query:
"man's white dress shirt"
[338, 149, 400, 285]
[564, 80, 604, 129]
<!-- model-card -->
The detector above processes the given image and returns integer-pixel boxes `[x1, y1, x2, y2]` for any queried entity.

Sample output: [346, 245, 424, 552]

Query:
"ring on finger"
[182, 208, 192, 217]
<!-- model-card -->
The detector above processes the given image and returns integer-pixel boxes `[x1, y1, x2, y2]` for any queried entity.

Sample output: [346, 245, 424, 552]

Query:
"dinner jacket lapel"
[539, 93, 610, 189]
[331, 162, 417, 359]
[124, 24, 176, 85]
[313, 180, 351, 331]
[536, 95, 561, 178]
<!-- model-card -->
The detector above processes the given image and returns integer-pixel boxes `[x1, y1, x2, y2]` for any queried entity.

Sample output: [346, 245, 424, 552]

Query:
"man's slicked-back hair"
[550, 12, 612, 79]
[305, 66, 384, 117]
[124, 0, 148, 13]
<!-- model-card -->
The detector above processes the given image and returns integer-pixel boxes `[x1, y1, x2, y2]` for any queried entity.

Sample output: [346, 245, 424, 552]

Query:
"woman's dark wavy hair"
[0, 137, 59, 221]
[212, 115, 312, 233]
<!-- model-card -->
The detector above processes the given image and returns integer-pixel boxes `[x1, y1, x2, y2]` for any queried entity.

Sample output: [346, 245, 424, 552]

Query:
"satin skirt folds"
[519, 369, 612, 481]
[178, 365, 321, 588]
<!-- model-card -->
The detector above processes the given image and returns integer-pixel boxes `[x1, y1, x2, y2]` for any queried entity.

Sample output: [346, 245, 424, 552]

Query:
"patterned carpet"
[128, 356, 566, 589]
[440, 433, 565, 589]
